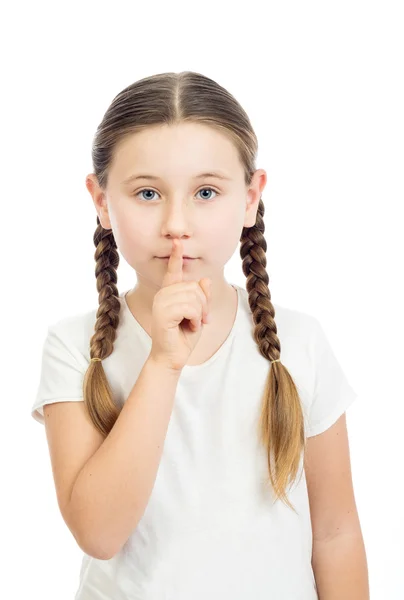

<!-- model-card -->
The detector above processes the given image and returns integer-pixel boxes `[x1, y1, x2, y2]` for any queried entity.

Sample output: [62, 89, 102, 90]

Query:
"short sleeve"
[31, 324, 86, 425]
[306, 317, 359, 437]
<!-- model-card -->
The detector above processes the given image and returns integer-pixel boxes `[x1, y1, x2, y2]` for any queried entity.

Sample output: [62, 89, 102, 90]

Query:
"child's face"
[88, 122, 266, 292]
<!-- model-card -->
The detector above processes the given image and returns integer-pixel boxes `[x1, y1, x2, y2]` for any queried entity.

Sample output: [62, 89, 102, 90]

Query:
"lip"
[157, 256, 197, 259]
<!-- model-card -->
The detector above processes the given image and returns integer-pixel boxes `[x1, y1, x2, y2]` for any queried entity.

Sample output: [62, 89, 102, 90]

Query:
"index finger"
[161, 238, 183, 288]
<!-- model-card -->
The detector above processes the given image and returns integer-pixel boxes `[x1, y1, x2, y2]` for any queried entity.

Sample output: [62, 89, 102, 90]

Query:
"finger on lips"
[169, 239, 211, 326]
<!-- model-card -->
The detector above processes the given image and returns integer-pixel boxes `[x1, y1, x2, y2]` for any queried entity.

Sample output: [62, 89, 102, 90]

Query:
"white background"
[2, 0, 403, 598]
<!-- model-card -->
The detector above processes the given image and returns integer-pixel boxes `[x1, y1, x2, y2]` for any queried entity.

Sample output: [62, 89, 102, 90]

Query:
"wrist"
[146, 356, 183, 378]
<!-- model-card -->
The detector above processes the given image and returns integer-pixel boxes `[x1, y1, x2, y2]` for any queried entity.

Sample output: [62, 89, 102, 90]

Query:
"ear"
[85, 174, 112, 230]
[244, 169, 267, 228]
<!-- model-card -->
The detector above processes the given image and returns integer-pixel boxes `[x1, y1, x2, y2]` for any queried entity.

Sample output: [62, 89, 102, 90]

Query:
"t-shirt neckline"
[121, 284, 242, 373]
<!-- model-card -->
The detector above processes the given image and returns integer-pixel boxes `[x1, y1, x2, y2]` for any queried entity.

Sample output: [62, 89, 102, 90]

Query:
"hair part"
[83, 71, 306, 513]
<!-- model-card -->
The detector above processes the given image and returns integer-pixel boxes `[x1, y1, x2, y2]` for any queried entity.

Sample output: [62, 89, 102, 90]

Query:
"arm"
[312, 530, 369, 599]
[304, 414, 370, 599]
[69, 357, 181, 560]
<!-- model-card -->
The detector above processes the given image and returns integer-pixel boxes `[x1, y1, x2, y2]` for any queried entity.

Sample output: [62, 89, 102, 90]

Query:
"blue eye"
[196, 187, 218, 201]
[137, 189, 158, 202]
[135, 187, 219, 202]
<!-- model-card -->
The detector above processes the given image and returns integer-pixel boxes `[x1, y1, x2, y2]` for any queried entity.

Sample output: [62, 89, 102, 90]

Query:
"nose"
[160, 199, 194, 239]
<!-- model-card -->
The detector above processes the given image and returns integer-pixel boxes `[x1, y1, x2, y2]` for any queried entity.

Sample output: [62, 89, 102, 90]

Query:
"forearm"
[70, 357, 181, 559]
[312, 531, 370, 599]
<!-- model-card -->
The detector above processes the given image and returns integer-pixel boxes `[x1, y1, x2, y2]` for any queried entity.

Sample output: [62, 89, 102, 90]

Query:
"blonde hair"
[83, 71, 306, 512]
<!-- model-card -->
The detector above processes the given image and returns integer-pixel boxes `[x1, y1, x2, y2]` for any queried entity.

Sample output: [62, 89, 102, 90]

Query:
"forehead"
[109, 122, 243, 182]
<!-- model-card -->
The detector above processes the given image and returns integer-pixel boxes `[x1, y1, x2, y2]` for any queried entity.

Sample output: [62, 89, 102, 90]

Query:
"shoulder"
[273, 303, 319, 339]
[46, 304, 99, 366]
[46, 292, 129, 366]
[238, 285, 319, 344]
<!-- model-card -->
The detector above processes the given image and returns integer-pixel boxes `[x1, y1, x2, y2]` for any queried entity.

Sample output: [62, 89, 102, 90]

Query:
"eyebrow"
[122, 171, 232, 185]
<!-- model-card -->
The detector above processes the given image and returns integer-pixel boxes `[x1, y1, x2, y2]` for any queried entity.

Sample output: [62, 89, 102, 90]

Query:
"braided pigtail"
[82, 216, 122, 437]
[240, 197, 306, 512]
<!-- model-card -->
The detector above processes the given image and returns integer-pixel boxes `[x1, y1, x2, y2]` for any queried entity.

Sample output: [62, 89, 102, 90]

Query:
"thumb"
[161, 238, 183, 288]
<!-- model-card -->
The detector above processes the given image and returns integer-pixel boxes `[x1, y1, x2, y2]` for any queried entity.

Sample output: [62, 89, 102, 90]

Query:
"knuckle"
[186, 303, 197, 317]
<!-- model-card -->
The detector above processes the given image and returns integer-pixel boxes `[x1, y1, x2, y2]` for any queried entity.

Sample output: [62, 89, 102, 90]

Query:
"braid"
[91, 216, 121, 358]
[240, 197, 306, 512]
[240, 198, 280, 361]
[82, 216, 122, 437]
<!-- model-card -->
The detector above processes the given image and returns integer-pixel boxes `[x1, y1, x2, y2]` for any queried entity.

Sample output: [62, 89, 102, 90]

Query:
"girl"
[32, 71, 369, 599]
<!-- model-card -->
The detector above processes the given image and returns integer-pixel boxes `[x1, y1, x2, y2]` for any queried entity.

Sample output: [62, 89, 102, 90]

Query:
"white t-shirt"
[31, 284, 358, 600]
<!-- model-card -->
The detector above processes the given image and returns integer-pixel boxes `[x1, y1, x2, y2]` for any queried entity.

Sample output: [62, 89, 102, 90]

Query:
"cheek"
[108, 208, 154, 263]
[203, 208, 244, 263]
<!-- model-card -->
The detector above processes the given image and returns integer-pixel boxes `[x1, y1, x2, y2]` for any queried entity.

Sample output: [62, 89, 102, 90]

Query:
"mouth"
[157, 256, 197, 260]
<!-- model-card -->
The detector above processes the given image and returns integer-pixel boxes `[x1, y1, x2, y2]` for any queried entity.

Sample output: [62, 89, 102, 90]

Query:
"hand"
[149, 238, 212, 372]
